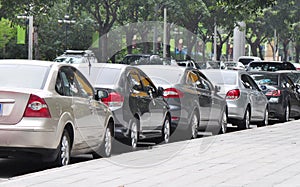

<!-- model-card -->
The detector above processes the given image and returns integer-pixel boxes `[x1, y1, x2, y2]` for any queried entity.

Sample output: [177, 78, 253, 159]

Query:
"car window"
[251, 74, 279, 86]
[246, 74, 260, 90]
[58, 66, 93, 98]
[127, 70, 143, 91]
[241, 74, 253, 89]
[0, 64, 49, 89]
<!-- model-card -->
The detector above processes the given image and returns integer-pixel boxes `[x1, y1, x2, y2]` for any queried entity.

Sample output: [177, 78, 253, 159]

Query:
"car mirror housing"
[96, 90, 108, 101]
[157, 86, 164, 97]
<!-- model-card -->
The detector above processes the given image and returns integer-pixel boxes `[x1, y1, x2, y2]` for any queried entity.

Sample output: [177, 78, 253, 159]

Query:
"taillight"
[226, 89, 240, 100]
[163, 88, 184, 98]
[23, 94, 51, 118]
[266, 90, 281, 96]
[101, 92, 124, 108]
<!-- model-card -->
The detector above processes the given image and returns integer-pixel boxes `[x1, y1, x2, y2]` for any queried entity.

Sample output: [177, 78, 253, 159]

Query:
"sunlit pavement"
[1, 119, 300, 186]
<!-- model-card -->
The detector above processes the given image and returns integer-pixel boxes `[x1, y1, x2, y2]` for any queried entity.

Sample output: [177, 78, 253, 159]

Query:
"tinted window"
[0, 64, 49, 89]
[248, 62, 296, 71]
[139, 68, 183, 84]
[251, 74, 279, 86]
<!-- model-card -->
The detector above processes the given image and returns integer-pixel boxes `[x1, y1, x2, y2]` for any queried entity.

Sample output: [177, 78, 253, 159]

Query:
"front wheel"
[155, 115, 171, 144]
[55, 129, 71, 167]
[93, 124, 113, 158]
[129, 118, 139, 150]
[238, 107, 250, 130]
[189, 112, 199, 139]
[258, 107, 269, 127]
[279, 104, 289, 122]
[219, 109, 228, 134]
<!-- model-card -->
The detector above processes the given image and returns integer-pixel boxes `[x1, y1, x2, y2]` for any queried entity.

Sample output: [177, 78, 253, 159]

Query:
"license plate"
[0, 103, 2, 116]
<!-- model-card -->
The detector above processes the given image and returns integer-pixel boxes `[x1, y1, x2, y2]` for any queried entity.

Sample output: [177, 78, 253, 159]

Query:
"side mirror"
[157, 86, 164, 97]
[260, 85, 267, 91]
[215, 85, 221, 93]
[95, 90, 108, 101]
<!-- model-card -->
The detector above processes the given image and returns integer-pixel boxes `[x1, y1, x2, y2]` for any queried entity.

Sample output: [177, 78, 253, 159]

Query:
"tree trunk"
[295, 43, 300, 63]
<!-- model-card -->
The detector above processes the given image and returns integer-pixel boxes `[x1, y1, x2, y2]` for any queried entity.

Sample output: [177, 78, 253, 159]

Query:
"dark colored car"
[76, 63, 171, 149]
[247, 61, 296, 72]
[121, 54, 165, 65]
[250, 71, 300, 122]
[138, 65, 228, 139]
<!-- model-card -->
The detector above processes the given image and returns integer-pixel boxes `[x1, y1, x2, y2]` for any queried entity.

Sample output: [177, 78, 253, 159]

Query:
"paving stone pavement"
[1, 120, 300, 187]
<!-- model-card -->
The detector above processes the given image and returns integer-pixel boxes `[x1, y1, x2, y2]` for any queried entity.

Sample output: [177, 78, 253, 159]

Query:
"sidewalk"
[2, 120, 300, 187]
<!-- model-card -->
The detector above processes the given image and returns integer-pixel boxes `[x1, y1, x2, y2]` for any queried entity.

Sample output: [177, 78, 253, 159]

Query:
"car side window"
[246, 75, 260, 90]
[186, 71, 199, 85]
[128, 70, 143, 91]
[73, 69, 94, 98]
[139, 71, 157, 94]
[241, 74, 253, 89]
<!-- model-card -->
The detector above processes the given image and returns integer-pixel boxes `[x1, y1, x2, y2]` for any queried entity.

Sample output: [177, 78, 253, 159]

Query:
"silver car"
[202, 69, 269, 129]
[0, 60, 114, 166]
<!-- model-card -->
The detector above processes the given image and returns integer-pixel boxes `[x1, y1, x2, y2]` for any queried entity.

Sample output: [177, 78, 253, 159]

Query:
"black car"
[76, 63, 171, 149]
[250, 71, 300, 122]
[247, 61, 296, 72]
[138, 65, 228, 139]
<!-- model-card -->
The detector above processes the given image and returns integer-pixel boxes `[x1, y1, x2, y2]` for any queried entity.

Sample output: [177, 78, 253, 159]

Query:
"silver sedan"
[202, 69, 269, 129]
[0, 60, 114, 166]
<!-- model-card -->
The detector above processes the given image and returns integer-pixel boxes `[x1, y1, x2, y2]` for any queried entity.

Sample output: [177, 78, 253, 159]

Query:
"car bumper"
[0, 118, 58, 149]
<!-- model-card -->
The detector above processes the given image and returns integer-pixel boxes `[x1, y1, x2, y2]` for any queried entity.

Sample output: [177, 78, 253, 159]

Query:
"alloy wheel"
[191, 113, 199, 139]
[163, 117, 170, 143]
[220, 110, 227, 134]
[130, 120, 138, 149]
[103, 127, 112, 157]
[59, 131, 71, 166]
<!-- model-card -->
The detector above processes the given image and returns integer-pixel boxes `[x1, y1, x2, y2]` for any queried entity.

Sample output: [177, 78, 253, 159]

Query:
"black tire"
[218, 109, 228, 134]
[238, 107, 250, 130]
[258, 107, 269, 127]
[279, 104, 289, 122]
[92, 124, 113, 159]
[129, 118, 139, 150]
[155, 115, 171, 144]
[55, 129, 71, 167]
[188, 111, 199, 139]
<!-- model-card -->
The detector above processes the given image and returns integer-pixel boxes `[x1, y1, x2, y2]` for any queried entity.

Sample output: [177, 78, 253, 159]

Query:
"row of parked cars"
[1, 52, 300, 167]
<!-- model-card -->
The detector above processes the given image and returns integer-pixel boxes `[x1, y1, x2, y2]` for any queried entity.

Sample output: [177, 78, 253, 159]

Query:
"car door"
[126, 69, 152, 130]
[59, 66, 104, 149]
[241, 74, 266, 120]
[187, 70, 212, 126]
[138, 69, 166, 130]
[281, 75, 300, 115]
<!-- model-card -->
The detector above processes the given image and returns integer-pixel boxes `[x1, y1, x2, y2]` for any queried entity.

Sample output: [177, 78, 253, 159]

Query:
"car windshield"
[0, 64, 49, 89]
[88, 67, 121, 85]
[251, 74, 279, 86]
[203, 71, 237, 85]
[248, 62, 296, 71]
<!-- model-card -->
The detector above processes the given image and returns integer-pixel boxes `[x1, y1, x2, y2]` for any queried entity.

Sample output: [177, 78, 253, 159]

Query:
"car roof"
[0, 59, 55, 67]
[137, 64, 186, 72]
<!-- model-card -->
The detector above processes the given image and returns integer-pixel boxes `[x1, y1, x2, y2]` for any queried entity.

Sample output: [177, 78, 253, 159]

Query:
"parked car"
[176, 60, 202, 69]
[246, 61, 296, 72]
[238, 56, 261, 68]
[223, 61, 245, 70]
[137, 65, 228, 138]
[202, 69, 269, 129]
[54, 50, 98, 64]
[121, 54, 166, 65]
[250, 71, 300, 122]
[77, 63, 171, 149]
[0, 60, 114, 166]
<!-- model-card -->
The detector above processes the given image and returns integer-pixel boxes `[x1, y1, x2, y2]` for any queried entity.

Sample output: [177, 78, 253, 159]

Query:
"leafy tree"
[70, 0, 120, 62]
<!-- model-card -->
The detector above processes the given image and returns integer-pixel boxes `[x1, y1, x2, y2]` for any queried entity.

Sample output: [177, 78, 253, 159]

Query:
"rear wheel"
[238, 107, 250, 130]
[55, 130, 71, 166]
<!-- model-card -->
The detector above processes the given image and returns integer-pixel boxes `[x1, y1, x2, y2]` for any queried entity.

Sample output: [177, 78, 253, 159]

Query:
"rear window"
[251, 74, 279, 86]
[248, 62, 296, 71]
[203, 71, 237, 85]
[0, 64, 49, 89]
[140, 68, 183, 84]
[88, 67, 121, 85]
